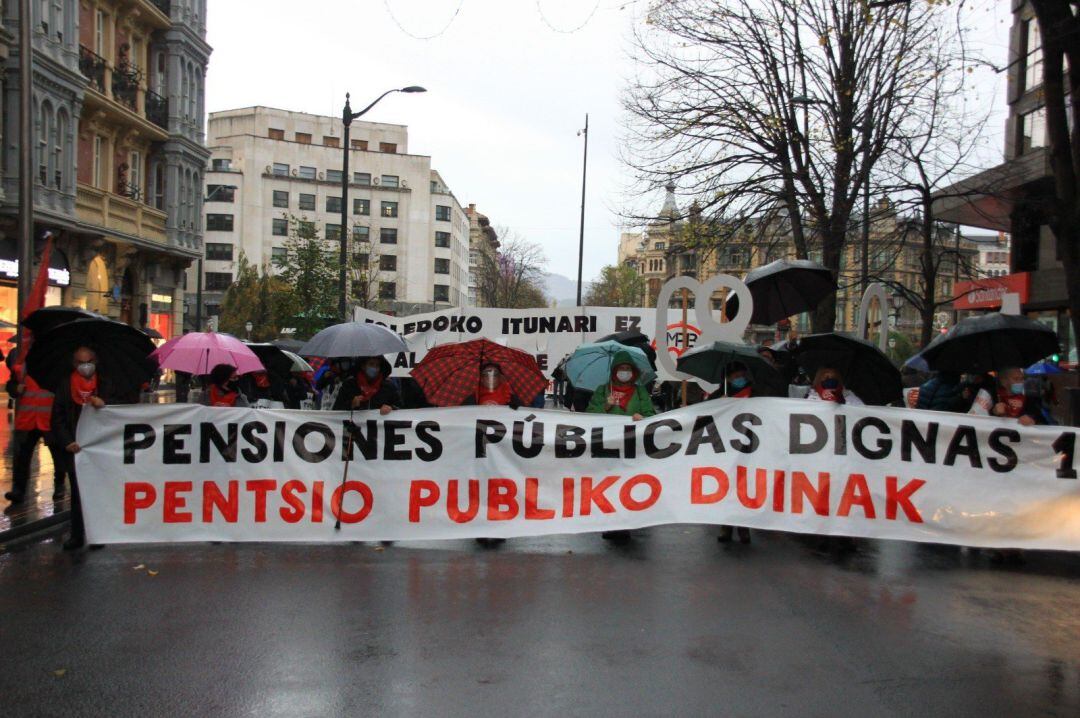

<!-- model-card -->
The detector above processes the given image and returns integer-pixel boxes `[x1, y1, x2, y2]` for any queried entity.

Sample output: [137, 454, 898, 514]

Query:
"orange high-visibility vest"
[14, 369, 53, 432]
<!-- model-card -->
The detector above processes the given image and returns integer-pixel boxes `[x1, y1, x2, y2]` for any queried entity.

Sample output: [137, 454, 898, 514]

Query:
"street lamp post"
[337, 86, 426, 323]
[576, 114, 588, 307]
[245, 321, 253, 340]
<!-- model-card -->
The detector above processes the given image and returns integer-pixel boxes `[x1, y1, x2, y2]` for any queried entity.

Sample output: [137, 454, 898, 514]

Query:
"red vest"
[14, 371, 53, 432]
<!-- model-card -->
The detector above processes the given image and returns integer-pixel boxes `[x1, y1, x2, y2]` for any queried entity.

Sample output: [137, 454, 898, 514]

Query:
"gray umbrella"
[299, 322, 407, 359]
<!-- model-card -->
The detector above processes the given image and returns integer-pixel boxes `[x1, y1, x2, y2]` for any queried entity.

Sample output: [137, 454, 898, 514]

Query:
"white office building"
[193, 106, 471, 319]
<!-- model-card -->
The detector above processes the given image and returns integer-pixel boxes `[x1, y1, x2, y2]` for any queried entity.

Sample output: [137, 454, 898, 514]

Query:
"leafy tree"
[272, 215, 339, 338]
[585, 264, 647, 307]
[219, 252, 293, 341]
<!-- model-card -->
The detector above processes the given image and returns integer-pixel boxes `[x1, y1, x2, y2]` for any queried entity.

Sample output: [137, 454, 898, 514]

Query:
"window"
[381, 175, 399, 188]
[1019, 107, 1047, 154]
[298, 166, 316, 179]
[354, 172, 371, 185]
[434, 258, 450, 274]
[207, 184, 235, 202]
[354, 198, 370, 215]
[379, 255, 397, 271]
[272, 162, 289, 176]
[295, 132, 312, 144]
[380, 228, 398, 244]
[326, 223, 342, 240]
[435, 231, 451, 248]
[205, 272, 233, 291]
[204, 303, 221, 317]
[272, 218, 288, 236]
[94, 9, 105, 54]
[298, 193, 315, 211]
[271, 246, 287, 263]
[1024, 20, 1042, 93]
[326, 196, 342, 213]
[326, 169, 343, 183]
[206, 213, 234, 231]
[323, 136, 339, 148]
[379, 142, 398, 154]
[127, 150, 142, 197]
[92, 135, 103, 188]
[298, 220, 315, 235]
[381, 201, 398, 218]
[272, 190, 288, 208]
[351, 139, 368, 150]
[435, 205, 451, 221]
[355, 253, 369, 270]
[434, 284, 450, 303]
[655, 241, 665, 250]
[206, 243, 233, 261]
[211, 158, 231, 171]
[430, 180, 439, 194]
[353, 225, 369, 241]
[379, 282, 396, 299]
[268, 128, 285, 140]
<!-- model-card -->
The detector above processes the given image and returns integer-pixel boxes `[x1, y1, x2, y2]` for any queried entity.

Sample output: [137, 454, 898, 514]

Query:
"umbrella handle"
[334, 408, 355, 531]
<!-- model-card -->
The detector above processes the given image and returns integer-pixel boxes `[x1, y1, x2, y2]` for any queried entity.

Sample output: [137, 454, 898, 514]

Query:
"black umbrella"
[245, 343, 295, 378]
[595, 330, 658, 369]
[793, 332, 902, 406]
[677, 340, 787, 397]
[143, 327, 164, 340]
[26, 318, 156, 396]
[22, 306, 105, 335]
[919, 313, 1060, 374]
[271, 338, 304, 353]
[727, 260, 836, 325]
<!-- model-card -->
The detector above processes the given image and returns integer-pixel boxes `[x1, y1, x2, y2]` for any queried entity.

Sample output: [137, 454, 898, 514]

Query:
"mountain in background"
[542, 272, 586, 307]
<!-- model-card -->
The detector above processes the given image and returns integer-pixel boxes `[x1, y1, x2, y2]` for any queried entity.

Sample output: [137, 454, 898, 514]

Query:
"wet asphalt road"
[1, 528, 1079, 717]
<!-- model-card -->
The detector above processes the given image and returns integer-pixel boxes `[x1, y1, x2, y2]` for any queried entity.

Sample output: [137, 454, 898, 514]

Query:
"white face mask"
[76, 362, 96, 378]
[615, 370, 634, 383]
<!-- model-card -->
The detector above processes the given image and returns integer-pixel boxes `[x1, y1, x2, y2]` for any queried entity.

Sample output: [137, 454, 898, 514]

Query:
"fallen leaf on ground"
[147, 569, 159, 576]
[52, 669, 66, 677]
[373, 546, 385, 552]
[132, 564, 145, 570]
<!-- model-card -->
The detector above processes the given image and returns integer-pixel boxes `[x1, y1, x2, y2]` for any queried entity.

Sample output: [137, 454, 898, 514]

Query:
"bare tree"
[623, 0, 949, 331]
[475, 229, 549, 309]
[349, 227, 384, 312]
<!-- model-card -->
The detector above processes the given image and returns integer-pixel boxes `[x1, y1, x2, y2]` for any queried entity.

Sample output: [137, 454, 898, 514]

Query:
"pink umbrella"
[151, 332, 265, 376]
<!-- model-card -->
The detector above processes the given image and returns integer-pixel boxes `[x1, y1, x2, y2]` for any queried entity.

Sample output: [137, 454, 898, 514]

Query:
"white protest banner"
[76, 400, 1080, 549]
[353, 305, 706, 381]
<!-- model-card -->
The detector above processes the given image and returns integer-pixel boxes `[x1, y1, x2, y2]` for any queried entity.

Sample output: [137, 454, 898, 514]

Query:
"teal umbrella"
[564, 341, 655, 391]
[677, 340, 786, 396]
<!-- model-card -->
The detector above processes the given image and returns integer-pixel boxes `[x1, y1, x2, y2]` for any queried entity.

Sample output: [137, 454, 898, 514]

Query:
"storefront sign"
[953, 273, 1030, 310]
[0, 259, 70, 287]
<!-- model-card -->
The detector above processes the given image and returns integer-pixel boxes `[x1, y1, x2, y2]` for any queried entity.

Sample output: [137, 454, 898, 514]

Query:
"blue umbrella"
[1026, 361, 1062, 376]
[564, 341, 655, 392]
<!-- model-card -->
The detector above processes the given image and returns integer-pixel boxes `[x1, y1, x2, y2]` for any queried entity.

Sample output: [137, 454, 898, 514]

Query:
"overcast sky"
[205, 0, 1013, 284]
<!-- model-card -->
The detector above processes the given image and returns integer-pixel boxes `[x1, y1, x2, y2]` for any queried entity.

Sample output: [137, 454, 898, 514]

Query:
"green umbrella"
[677, 341, 786, 396]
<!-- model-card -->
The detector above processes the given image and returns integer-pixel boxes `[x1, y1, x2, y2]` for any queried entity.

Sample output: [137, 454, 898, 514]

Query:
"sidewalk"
[1, 389, 176, 543]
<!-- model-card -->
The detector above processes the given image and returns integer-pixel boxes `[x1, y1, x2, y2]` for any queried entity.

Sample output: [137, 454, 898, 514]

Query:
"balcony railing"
[79, 46, 107, 94]
[111, 62, 141, 112]
[145, 90, 168, 129]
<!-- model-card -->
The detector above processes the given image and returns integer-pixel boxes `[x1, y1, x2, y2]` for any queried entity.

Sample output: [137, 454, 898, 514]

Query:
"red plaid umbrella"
[411, 339, 547, 407]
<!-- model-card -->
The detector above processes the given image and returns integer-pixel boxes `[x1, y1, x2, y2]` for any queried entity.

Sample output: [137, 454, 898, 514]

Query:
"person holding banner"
[805, 367, 865, 406]
[333, 356, 398, 414]
[200, 364, 249, 408]
[708, 361, 754, 544]
[585, 353, 657, 420]
[50, 347, 123, 550]
[968, 367, 1041, 426]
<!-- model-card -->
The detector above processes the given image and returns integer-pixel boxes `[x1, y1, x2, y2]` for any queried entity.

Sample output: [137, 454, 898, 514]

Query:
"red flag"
[15, 233, 54, 365]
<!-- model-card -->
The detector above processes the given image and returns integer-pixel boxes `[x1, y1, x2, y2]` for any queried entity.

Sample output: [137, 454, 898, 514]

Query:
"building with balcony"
[0, 0, 210, 339]
[195, 106, 471, 320]
[933, 1, 1072, 357]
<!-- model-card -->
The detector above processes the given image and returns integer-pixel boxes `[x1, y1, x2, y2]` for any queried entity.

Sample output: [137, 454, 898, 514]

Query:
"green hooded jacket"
[586, 350, 657, 417]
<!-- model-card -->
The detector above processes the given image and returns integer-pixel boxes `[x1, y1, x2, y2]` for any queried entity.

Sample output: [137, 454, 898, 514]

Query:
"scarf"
[355, 372, 384, 406]
[70, 372, 98, 406]
[477, 382, 513, 406]
[996, 387, 1026, 418]
[209, 385, 239, 407]
[814, 384, 845, 404]
[608, 383, 636, 410]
